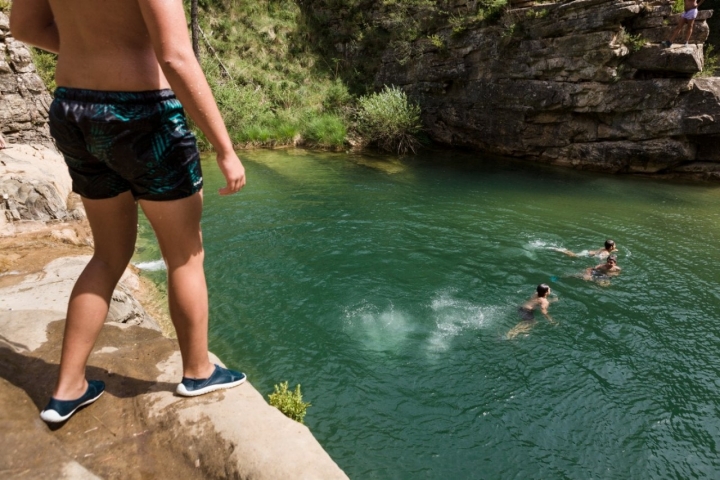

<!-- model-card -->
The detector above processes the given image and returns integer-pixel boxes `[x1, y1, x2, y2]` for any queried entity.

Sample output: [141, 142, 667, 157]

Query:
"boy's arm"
[138, 0, 245, 195]
[541, 303, 556, 324]
[9, 0, 59, 53]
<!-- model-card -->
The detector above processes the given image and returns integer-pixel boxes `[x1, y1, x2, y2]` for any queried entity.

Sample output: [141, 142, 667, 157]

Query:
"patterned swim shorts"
[49, 87, 203, 201]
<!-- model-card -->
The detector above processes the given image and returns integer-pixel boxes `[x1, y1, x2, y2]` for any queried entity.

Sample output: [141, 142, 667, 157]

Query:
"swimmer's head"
[605, 239, 616, 251]
[537, 284, 550, 297]
[607, 255, 618, 265]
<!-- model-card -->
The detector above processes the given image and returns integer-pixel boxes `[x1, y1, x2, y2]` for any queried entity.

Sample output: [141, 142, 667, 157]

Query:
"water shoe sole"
[40, 390, 104, 423]
[175, 376, 246, 397]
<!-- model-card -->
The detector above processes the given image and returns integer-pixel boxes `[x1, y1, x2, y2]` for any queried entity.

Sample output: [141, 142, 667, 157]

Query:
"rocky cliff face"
[314, 0, 720, 178]
[0, 12, 76, 232]
[0, 12, 53, 146]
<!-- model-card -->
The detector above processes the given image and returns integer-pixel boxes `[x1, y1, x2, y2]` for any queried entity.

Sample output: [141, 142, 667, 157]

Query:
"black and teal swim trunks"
[49, 87, 203, 201]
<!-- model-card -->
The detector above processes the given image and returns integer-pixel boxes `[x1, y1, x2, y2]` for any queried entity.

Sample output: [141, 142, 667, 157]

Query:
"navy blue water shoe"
[40, 380, 105, 423]
[176, 364, 247, 397]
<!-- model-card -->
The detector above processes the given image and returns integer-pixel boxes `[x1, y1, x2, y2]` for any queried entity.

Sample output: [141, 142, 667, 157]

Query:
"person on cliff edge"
[11, 0, 248, 423]
[662, 0, 706, 48]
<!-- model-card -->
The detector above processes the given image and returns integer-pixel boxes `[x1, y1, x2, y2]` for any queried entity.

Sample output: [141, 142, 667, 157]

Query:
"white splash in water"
[425, 291, 498, 353]
[133, 259, 166, 271]
[527, 239, 551, 249]
[344, 301, 413, 352]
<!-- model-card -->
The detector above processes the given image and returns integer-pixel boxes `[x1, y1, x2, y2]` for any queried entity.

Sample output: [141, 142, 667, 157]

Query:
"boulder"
[0, 144, 77, 235]
[0, 256, 349, 479]
[626, 44, 703, 73]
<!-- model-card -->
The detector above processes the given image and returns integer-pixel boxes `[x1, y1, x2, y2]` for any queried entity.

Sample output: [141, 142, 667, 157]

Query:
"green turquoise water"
[135, 150, 720, 479]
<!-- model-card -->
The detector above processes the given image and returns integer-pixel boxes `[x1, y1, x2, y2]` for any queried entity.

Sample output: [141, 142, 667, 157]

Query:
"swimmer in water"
[582, 254, 621, 284]
[507, 284, 556, 339]
[554, 239, 617, 259]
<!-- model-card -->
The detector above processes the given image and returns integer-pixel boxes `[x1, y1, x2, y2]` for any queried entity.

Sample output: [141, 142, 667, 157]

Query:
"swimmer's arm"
[9, 0, 60, 53]
[540, 305, 556, 324]
[138, 0, 245, 195]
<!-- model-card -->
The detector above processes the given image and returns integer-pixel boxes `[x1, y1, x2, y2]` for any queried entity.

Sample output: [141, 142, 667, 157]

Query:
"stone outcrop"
[0, 12, 78, 233]
[0, 257, 349, 479]
[0, 12, 53, 146]
[314, 0, 720, 178]
[0, 144, 83, 235]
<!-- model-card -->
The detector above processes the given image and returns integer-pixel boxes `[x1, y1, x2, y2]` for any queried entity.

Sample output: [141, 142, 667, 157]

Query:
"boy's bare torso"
[522, 295, 548, 313]
[684, 0, 699, 11]
[49, 0, 170, 91]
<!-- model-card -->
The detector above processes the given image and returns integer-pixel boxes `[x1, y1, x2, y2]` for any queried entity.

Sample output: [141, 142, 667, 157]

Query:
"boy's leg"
[668, 18, 687, 44]
[683, 19, 695, 44]
[53, 191, 138, 400]
[139, 192, 214, 380]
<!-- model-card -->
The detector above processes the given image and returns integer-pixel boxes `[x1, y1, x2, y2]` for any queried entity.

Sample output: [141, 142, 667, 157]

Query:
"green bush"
[427, 34, 445, 50]
[476, 0, 507, 24]
[323, 79, 352, 113]
[302, 114, 347, 147]
[355, 85, 421, 154]
[30, 48, 57, 92]
[695, 44, 720, 78]
[268, 382, 311, 424]
[187, 0, 354, 149]
[616, 27, 645, 53]
[672, 0, 684, 14]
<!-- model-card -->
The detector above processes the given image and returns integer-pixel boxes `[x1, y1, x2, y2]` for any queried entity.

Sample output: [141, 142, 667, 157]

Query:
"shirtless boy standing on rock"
[662, 0, 707, 47]
[11, 0, 247, 423]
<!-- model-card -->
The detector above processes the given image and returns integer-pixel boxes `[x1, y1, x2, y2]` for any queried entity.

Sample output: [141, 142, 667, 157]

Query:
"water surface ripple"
[134, 150, 720, 479]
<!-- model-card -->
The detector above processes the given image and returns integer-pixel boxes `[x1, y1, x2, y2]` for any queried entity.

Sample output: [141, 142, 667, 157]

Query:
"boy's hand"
[216, 150, 246, 195]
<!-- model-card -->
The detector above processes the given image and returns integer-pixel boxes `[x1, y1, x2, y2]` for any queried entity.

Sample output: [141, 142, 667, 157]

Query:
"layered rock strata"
[0, 144, 83, 234]
[0, 12, 53, 146]
[322, 0, 720, 177]
[0, 12, 76, 231]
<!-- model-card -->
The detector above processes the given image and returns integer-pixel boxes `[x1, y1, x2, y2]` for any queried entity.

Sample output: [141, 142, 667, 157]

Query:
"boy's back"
[48, 0, 169, 91]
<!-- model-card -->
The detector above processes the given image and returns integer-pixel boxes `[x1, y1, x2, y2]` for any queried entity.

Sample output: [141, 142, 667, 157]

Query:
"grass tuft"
[268, 381, 311, 424]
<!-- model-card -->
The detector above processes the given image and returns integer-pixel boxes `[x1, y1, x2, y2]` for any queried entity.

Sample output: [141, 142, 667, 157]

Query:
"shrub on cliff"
[30, 48, 57, 92]
[268, 381, 311, 424]
[696, 44, 720, 78]
[355, 86, 422, 154]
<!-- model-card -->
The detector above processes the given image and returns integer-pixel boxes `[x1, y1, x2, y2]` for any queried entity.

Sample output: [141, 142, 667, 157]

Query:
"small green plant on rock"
[672, 0, 684, 14]
[427, 34, 445, 49]
[30, 48, 57, 91]
[268, 382, 311, 424]
[525, 9, 547, 19]
[617, 27, 645, 52]
[501, 22, 517, 38]
[449, 14, 467, 36]
[355, 85, 422, 154]
[476, 0, 507, 24]
[695, 44, 720, 78]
